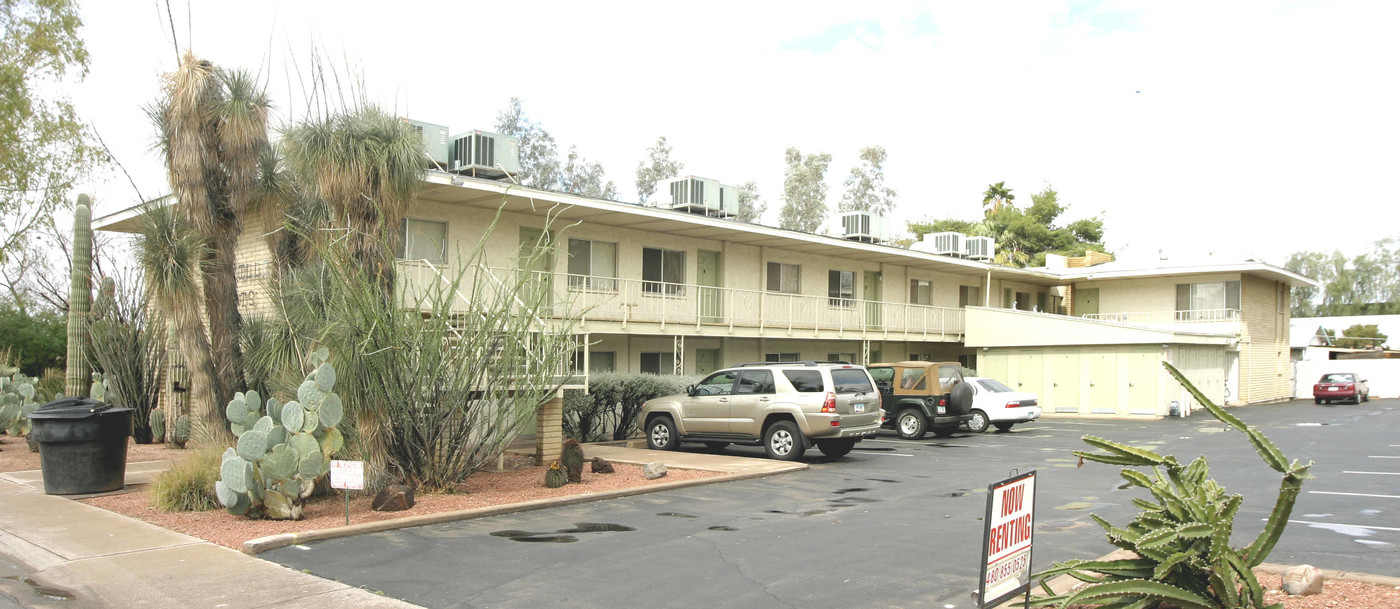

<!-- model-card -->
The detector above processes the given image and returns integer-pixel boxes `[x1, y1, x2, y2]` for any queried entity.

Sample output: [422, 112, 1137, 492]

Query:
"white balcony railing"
[398, 262, 965, 338]
[1081, 309, 1242, 334]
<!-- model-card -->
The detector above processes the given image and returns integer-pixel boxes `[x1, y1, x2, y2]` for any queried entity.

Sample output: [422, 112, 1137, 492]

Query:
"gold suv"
[639, 362, 883, 461]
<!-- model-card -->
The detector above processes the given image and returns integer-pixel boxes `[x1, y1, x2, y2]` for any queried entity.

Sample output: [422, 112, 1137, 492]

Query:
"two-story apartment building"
[95, 171, 1315, 427]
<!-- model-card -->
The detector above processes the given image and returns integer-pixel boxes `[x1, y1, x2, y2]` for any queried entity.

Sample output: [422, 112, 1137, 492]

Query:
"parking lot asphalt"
[264, 399, 1399, 609]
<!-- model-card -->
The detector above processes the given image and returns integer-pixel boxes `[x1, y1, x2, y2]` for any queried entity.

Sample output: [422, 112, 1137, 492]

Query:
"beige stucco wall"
[964, 307, 1232, 348]
[1238, 276, 1292, 403]
[1073, 273, 1243, 314]
[577, 334, 976, 375]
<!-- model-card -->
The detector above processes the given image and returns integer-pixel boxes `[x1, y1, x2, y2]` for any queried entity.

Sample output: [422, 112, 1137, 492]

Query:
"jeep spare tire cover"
[947, 382, 974, 415]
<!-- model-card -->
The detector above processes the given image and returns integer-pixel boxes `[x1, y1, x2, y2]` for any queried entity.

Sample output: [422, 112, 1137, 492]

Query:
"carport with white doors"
[964, 307, 1233, 416]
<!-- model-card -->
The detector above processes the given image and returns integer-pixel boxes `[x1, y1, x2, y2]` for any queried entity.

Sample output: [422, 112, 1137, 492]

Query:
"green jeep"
[868, 361, 974, 439]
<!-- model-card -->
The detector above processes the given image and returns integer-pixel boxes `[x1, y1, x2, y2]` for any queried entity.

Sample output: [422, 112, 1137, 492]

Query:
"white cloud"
[72, 0, 1400, 266]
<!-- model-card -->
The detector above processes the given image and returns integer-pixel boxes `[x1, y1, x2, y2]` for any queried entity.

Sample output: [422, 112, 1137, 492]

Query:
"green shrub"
[151, 449, 222, 512]
[562, 372, 700, 441]
[1033, 362, 1313, 609]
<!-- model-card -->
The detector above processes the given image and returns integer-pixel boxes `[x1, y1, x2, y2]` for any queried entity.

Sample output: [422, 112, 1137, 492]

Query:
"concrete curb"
[1256, 562, 1400, 588]
[242, 461, 805, 555]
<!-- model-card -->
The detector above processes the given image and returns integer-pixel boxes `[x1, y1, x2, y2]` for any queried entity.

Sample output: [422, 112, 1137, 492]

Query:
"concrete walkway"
[0, 443, 800, 608]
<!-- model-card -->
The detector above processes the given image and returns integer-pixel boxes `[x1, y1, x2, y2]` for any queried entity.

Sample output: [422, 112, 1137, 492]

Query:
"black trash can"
[28, 397, 133, 495]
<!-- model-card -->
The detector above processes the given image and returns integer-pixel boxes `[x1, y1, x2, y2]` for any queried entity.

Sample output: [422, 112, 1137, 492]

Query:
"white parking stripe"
[1310, 491, 1400, 500]
[1369, 456, 1400, 459]
[1344, 471, 1400, 475]
[855, 451, 913, 457]
[1282, 519, 1400, 533]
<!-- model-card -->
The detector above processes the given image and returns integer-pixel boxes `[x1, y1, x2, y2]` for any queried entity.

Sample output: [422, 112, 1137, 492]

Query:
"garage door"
[1086, 349, 1118, 414]
[1050, 352, 1081, 413]
[1125, 347, 1160, 415]
[1175, 346, 1226, 410]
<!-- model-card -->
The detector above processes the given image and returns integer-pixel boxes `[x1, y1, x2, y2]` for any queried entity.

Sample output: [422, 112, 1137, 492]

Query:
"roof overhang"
[1051, 262, 1319, 289]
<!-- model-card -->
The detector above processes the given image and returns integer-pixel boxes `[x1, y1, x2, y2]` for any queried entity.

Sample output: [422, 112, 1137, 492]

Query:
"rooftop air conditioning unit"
[401, 118, 450, 167]
[912, 232, 965, 257]
[965, 236, 995, 261]
[825, 211, 892, 244]
[448, 130, 520, 179]
[656, 176, 738, 217]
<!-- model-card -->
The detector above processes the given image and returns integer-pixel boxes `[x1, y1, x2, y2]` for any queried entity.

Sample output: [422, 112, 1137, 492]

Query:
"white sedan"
[963, 377, 1041, 433]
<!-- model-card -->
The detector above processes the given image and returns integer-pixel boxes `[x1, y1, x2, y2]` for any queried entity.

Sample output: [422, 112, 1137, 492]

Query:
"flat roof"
[1044, 259, 1318, 288]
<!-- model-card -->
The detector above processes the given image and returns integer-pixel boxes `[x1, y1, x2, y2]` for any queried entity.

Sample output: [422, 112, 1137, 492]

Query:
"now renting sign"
[977, 470, 1037, 608]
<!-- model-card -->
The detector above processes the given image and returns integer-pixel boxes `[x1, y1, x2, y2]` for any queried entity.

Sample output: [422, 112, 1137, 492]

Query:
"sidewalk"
[0, 444, 800, 608]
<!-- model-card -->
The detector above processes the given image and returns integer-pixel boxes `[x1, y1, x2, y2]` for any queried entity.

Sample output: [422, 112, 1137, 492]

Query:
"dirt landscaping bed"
[79, 454, 720, 550]
[1033, 569, 1400, 608]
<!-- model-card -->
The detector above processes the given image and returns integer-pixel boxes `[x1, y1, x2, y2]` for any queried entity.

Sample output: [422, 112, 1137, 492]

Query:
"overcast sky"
[73, 0, 1399, 266]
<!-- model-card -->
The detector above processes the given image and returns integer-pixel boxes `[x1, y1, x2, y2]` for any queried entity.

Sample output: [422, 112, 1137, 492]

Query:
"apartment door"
[1125, 347, 1159, 415]
[698, 250, 722, 321]
[694, 348, 721, 376]
[1014, 350, 1044, 396]
[1077, 288, 1099, 317]
[1051, 352, 1081, 413]
[517, 228, 553, 311]
[863, 271, 882, 328]
[1087, 349, 1118, 412]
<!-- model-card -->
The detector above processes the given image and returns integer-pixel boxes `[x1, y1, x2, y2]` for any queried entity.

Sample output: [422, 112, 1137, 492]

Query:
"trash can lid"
[28, 397, 129, 420]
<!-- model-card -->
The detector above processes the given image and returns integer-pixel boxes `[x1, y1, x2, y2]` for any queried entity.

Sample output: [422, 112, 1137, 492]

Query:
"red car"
[1313, 373, 1370, 404]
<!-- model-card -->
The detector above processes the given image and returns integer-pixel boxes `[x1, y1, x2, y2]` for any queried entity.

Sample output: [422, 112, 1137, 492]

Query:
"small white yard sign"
[330, 460, 365, 491]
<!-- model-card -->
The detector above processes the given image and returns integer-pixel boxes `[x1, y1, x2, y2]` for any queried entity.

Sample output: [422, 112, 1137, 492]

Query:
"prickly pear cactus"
[149, 409, 166, 444]
[544, 461, 567, 489]
[215, 353, 345, 520]
[171, 415, 190, 448]
[0, 373, 41, 438]
[1032, 362, 1314, 609]
[89, 372, 113, 404]
[561, 439, 584, 483]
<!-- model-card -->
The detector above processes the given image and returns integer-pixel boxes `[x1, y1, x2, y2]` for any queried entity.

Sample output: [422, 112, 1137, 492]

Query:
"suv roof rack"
[731, 360, 855, 368]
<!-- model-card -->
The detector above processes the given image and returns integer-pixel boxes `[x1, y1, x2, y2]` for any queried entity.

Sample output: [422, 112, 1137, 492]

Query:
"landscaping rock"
[590, 457, 615, 474]
[642, 461, 667, 480]
[1282, 564, 1323, 596]
[371, 484, 416, 512]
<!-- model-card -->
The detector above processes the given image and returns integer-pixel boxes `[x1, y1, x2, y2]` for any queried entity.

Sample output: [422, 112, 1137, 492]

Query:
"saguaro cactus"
[65, 196, 93, 397]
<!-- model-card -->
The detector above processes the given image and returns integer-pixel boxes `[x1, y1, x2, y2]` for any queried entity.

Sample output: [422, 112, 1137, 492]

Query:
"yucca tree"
[281, 105, 423, 297]
[150, 54, 273, 428]
[134, 205, 230, 445]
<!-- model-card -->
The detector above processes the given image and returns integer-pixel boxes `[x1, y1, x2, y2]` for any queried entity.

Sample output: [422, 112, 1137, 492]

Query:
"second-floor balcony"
[1081, 309, 1243, 336]
[400, 262, 966, 340]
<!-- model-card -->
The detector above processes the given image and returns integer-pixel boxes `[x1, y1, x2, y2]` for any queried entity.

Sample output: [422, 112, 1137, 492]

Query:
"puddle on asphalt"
[656, 512, 698, 518]
[1038, 521, 1088, 533]
[708, 526, 738, 532]
[1295, 423, 1329, 427]
[854, 447, 896, 452]
[867, 478, 901, 484]
[924, 443, 968, 448]
[1303, 513, 1334, 518]
[829, 497, 881, 504]
[1116, 482, 1133, 490]
[2, 576, 75, 602]
[490, 522, 636, 543]
[946, 492, 968, 498]
[1055, 502, 1094, 511]
[764, 509, 833, 517]
[833, 488, 870, 494]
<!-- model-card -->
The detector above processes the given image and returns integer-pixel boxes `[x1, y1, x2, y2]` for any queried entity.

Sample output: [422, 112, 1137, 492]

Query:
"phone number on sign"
[985, 550, 1031, 587]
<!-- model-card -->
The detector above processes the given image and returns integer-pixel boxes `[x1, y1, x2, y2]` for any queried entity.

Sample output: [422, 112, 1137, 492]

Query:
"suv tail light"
[822, 392, 837, 413]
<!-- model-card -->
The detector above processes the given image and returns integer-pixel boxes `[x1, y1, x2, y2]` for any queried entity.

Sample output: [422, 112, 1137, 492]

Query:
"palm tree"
[281, 104, 423, 296]
[150, 53, 273, 444]
[982, 181, 1015, 215]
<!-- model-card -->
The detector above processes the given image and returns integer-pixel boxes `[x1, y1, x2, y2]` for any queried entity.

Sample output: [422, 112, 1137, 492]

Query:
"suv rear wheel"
[646, 416, 679, 451]
[896, 409, 927, 440]
[764, 420, 806, 461]
[816, 438, 856, 458]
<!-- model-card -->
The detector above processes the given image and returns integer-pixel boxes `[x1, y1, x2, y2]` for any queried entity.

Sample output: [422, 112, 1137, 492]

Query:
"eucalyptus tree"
[735, 181, 766, 223]
[634, 136, 684, 204]
[778, 147, 832, 232]
[839, 146, 896, 215]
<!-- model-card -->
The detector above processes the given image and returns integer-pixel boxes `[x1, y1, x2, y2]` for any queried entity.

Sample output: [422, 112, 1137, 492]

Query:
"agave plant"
[1033, 362, 1314, 609]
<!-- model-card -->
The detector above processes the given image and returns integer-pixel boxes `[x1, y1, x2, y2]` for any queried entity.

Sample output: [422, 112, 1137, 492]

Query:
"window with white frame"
[642, 248, 685, 296]
[395, 218, 448, 264]
[1175, 281, 1241, 321]
[910, 279, 933, 305]
[567, 238, 617, 291]
[764, 352, 801, 362]
[640, 352, 676, 375]
[959, 285, 982, 308]
[827, 352, 856, 363]
[572, 350, 616, 373]
[828, 270, 855, 307]
[766, 262, 801, 294]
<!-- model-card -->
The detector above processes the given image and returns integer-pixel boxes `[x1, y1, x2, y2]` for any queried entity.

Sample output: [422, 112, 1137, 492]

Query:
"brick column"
[535, 394, 563, 465]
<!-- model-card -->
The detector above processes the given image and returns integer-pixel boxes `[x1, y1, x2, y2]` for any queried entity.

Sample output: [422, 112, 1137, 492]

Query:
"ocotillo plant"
[65, 196, 93, 397]
[1032, 362, 1314, 609]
